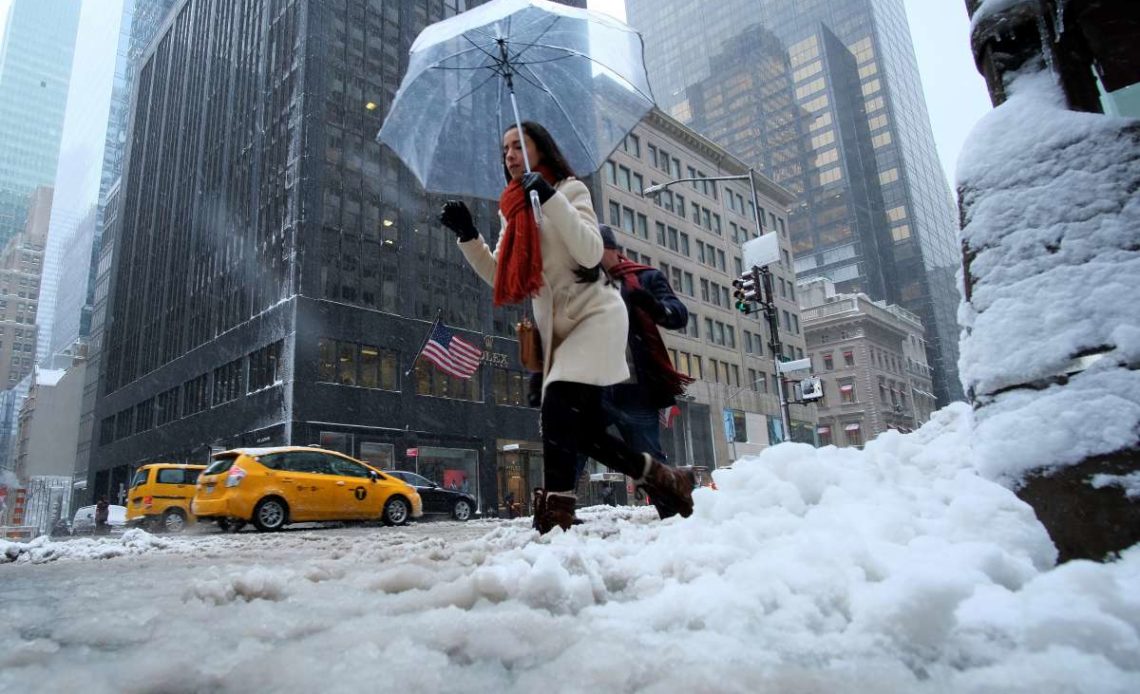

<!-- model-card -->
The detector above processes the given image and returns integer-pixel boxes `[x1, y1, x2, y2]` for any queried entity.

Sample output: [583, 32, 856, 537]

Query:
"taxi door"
[324, 454, 384, 520]
[276, 452, 340, 521]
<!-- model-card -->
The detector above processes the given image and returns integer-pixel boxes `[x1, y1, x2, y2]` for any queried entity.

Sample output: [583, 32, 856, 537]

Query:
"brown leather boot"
[636, 455, 695, 519]
[531, 488, 577, 534]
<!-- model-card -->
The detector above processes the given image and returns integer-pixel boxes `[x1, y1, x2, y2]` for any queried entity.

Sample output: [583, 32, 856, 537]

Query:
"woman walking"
[439, 121, 695, 533]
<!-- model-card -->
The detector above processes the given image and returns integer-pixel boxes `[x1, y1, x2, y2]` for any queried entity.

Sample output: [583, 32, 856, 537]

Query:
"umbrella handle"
[530, 189, 543, 226]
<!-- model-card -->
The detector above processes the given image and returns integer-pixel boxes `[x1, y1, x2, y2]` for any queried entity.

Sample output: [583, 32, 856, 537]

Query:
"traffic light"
[732, 266, 762, 313]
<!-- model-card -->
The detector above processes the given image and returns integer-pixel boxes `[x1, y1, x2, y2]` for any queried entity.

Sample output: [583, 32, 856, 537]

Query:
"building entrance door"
[496, 443, 542, 518]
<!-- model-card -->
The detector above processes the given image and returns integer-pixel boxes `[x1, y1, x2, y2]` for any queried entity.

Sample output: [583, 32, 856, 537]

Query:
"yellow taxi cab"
[191, 446, 423, 532]
[126, 463, 207, 533]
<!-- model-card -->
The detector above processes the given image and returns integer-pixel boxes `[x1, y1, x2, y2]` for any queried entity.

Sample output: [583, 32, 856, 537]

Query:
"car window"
[131, 468, 149, 488]
[280, 452, 333, 474]
[391, 471, 432, 486]
[204, 455, 238, 475]
[327, 456, 370, 478]
[157, 468, 185, 484]
[258, 453, 286, 470]
[407, 472, 435, 487]
[185, 469, 202, 484]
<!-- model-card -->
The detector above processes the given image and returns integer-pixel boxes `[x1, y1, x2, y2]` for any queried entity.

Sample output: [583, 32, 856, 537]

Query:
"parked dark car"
[385, 471, 475, 521]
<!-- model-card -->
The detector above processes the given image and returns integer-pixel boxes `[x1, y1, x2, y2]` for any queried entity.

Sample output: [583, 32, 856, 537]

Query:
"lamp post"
[642, 169, 793, 445]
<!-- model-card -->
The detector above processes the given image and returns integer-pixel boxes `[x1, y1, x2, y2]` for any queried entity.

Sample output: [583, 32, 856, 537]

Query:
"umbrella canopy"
[377, 0, 655, 200]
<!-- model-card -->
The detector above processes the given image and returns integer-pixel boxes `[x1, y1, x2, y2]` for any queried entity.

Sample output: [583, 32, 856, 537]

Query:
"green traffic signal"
[735, 300, 753, 314]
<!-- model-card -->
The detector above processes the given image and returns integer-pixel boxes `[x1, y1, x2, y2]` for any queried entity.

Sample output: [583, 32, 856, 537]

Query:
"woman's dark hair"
[504, 122, 602, 283]
[502, 121, 576, 183]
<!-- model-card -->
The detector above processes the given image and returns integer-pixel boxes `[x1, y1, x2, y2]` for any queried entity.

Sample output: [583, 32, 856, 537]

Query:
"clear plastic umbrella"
[377, 0, 656, 201]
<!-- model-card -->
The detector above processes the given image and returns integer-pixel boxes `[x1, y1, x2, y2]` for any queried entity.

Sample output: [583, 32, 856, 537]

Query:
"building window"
[817, 425, 832, 446]
[337, 342, 358, 385]
[732, 409, 747, 443]
[156, 387, 180, 427]
[414, 359, 481, 401]
[359, 442, 395, 470]
[844, 423, 863, 447]
[843, 350, 855, 367]
[407, 447, 481, 507]
[213, 358, 244, 406]
[249, 341, 283, 392]
[839, 380, 856, 404]
[183, 374, 209, 417]
[492, 367, 532, 407]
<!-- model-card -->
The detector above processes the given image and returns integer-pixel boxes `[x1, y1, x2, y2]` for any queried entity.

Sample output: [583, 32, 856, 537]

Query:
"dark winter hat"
[599, 224, 618, 249]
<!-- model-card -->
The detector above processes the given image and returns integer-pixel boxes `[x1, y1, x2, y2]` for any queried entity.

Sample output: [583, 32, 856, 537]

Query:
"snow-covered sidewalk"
[2, 403, 1137, 693]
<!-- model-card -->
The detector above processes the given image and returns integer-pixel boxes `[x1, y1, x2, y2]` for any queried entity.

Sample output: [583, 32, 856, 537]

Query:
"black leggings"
[541, 381, 646, 492]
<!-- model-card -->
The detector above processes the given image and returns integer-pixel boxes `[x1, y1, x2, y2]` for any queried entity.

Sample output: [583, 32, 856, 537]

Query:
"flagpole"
[406, 309, 443, 377]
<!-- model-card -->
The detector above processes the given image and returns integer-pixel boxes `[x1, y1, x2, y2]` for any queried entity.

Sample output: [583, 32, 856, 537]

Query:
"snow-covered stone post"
[960, 0, 1140, 562]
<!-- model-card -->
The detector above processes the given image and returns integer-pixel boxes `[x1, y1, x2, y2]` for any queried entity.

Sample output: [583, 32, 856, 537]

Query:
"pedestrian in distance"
[439, 121, 696, 534]
[94, 496, 110, 535]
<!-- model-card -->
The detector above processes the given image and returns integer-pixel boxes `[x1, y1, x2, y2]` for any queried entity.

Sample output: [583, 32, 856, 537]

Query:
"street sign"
[722, 409, 736, 442]
[406, 448, 419, 457]
[742, 233, 780, 268]
[777, 358, 812, 374]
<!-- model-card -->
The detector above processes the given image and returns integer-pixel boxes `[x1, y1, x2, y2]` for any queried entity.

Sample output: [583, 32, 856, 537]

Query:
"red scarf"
[608, 256, 695, 398]
[494, 165, 557, 306]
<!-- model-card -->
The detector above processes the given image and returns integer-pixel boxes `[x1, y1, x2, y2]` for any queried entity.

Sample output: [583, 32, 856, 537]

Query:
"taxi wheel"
[382, 496, 410, 526]
[162, 509, 187, 534]
[252, 497, 289, 532]
[452, 499, 473, 521]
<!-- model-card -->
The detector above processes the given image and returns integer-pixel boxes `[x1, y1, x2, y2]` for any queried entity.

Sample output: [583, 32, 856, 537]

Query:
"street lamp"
[642, 169, 793, 444]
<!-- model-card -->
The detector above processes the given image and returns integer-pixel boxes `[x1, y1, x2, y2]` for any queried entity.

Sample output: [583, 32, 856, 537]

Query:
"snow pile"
[957, 68, 1140, 482]
[969, 0, 1036, 31]
[0, 528, 183, 564]
[3, 405, 1139, 692]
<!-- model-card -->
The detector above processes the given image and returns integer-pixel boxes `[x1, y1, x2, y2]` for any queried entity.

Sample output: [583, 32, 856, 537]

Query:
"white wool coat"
[459, 178, 630, 391]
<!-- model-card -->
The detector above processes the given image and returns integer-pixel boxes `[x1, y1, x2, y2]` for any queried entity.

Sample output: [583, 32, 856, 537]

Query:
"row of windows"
[604, 161, 644, 196]
[320, 338, 537, 410]
[877, 378, 910, 410]
[99, 340, 284, 446]
[608, 202, 650, 241]
[703, 317, 737, 349]
[818, 426, 862, 448]
[659, 262, 696, 299]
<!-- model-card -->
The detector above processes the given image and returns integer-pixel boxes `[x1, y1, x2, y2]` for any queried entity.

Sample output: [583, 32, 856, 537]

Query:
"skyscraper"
[90, 0, 586, 509]
[0, 0, 81, 248]
[39, 0, 130, 366]
[627, 0, 964, 404]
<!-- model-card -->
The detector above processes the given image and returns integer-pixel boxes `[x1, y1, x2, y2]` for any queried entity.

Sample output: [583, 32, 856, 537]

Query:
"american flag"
[419, 319, 482, 379]
[659, 405, 680, 429]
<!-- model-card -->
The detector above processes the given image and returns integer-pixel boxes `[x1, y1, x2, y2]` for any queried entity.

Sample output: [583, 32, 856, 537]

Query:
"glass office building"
[0, 0, 81, 248]
[627, 0, 964, 404]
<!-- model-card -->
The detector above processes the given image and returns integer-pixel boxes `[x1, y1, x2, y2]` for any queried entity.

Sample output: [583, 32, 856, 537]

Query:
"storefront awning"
[817, 426, 831, 434]
[844, 423, 861, 431]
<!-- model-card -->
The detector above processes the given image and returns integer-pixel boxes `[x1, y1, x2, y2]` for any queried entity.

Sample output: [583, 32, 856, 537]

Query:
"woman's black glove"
[440, 201, 477, 242]
[627, 288, 667, 322]
[521, 172, 556, 204]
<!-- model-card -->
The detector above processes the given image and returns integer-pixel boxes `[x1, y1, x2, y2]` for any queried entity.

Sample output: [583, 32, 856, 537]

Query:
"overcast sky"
[587, 0, 992, 189]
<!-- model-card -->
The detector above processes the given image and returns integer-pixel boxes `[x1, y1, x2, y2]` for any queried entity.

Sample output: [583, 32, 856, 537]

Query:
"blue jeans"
[575, 392, 666, 481]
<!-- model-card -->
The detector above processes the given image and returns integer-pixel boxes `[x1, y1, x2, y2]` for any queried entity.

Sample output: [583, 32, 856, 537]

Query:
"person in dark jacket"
[597, 224, 695, 518]
[94, 497, 110, 535]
